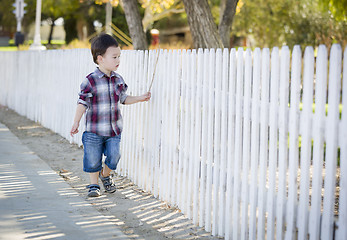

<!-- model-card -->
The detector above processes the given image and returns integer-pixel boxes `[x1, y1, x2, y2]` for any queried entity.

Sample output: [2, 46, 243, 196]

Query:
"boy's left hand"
[140, 92, 151, 102]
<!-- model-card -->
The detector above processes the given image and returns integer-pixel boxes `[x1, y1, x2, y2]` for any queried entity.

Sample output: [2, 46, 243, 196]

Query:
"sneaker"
[86, 184, 101, 197]
[99, 173, 117, 193]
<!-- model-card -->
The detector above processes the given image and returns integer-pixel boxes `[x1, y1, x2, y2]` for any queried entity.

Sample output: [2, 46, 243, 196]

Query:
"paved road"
[0, 122, 129, 240]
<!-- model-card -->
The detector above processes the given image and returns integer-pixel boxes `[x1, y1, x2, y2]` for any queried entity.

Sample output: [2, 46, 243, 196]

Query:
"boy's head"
[91, 34, 119, 65]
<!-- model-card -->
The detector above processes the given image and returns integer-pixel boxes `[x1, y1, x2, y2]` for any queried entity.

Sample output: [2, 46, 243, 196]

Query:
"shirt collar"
[94, 68, 117, 79]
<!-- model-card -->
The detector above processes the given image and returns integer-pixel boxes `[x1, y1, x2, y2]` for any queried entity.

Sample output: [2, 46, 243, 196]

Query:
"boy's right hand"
[70, 122, 79, 136]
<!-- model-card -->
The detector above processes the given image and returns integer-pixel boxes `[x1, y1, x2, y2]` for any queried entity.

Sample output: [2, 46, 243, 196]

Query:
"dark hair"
[91, 34, 119, 64]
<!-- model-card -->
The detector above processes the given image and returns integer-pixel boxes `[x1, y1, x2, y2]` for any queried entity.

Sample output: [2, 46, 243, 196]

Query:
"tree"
[0, 0, 17, 36]
[140, 0, 184, 31]
[182, 0, 239, 49]
[219, 0, 240, 47]
[41, 0, 79, 44]
[92, 0, 184, 49]
[92, 0, 148, 49]
[182, 0, 223, 48]
[232, 0, 346, 49]
[121, 0, 148, 49]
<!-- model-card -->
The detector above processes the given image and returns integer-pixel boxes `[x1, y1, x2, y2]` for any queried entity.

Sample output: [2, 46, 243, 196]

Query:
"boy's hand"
[123, 92, 151, 105]
[70, 122, 79, 137]
[140, 92, 151, 102]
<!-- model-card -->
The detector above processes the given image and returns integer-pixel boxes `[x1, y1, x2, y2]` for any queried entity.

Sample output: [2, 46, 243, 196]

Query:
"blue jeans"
[82, 131, 121, 173]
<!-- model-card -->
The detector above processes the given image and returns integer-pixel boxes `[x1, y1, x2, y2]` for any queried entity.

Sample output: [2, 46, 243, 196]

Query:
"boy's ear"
[96, 55, 103, 64]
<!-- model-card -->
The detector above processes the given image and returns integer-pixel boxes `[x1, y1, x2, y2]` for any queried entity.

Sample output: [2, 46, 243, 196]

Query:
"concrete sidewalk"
[0, 123, 129, 240]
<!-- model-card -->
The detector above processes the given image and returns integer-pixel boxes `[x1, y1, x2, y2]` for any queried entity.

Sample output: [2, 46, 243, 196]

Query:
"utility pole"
[12, 0, 26, 46]
[105, 1, 112, 35]
[30, 0, 46, 50]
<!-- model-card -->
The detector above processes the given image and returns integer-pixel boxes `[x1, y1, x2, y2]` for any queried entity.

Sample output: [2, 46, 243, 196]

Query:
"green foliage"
[153, 12, 187, 29]
[2, 0, 345, 49]
[0, 0, 17, 34]
[1, 0, 129, 46]
[232, 0, 347, 48]
[319, 0, 347, 21]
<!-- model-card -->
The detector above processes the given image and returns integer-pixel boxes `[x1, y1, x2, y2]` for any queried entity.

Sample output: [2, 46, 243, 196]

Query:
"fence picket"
[146, 50, 156, 192]
[182, 49, 191, 212]
[249, 48, 261, 240]
[142, 50, 150, 191]
[160, 49, 169, 200]
[232, 48, 244, 240]
[276, 46, 290, 240]
[297, 46, 314, 240]
[171, 50, 181, 205]
[205, 49, 216, 232]
[177, 49, 187, 210]
[218, 48, 229, 236]
[199, 49, 210, 227]
[257, 48, 270, 240]
[167, 50, 176, 203]
[267, 47, 280, 240]
[188, 49, 197, 218]
[336, 46, 347, 240]
[140, 50, 147, 191]
[285, 45, 302, 240]
[309, 45, 328, 240]
[171, 50, 181, 204]
[131, 51, 138, 182]
[153, 49, 163, 198]
[212, 48, 223, 235]
[240, 49, 252, 240]
[135, 50, 142, 185]
[123, 50, 130, 177]
[321, 44, 342, 239]
[224, 48, 237, 240]
[193, 49, 204, 224]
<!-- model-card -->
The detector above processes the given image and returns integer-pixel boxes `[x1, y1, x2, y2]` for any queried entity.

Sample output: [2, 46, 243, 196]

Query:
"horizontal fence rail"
[0, 45, 346, 239]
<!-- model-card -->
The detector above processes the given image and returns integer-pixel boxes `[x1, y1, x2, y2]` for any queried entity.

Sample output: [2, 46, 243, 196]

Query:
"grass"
[1, 39, 66, 51]
[0, 46, 18, 51]
[8, 39, 65, 45]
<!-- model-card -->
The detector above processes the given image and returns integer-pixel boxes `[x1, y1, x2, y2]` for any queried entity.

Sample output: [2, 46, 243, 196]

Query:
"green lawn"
[0, 46, 18, 51]
[0, 39, 66, 51]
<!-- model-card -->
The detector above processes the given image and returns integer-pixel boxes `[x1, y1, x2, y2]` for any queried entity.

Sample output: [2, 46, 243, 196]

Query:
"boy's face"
[98, 46, 121, 72]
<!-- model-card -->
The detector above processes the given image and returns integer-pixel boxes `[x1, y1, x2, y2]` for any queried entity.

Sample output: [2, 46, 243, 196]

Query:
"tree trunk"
[121, 0, 148, 50]
[182, 0, 223, 49]
[64, 16, 78, 44]
[220, 0, 226, 24]
[48, 18, 56, 45]
[76, 19, 86, 41]
[219, 0, 239, 48]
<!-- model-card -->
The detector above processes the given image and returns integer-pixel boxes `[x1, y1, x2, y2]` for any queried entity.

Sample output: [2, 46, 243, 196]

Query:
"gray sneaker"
[99, 173, 117, 193]
[86, 184, 101, 197]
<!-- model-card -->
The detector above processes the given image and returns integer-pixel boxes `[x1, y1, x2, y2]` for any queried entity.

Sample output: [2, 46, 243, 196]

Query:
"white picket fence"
[0, 45, 346, 239]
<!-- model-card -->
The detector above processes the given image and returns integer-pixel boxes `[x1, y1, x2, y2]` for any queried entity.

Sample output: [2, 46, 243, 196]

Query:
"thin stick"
[148, 49, 160, 92]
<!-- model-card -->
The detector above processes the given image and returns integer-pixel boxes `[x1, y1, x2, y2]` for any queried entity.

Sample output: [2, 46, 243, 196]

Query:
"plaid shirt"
[78, 68, 128, 136]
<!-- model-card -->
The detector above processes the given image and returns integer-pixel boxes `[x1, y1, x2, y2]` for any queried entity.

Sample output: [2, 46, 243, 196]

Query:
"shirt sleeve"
[116, 75, 128, 104]
[77, 77, 93, 108]
[119, 83, 128, 104]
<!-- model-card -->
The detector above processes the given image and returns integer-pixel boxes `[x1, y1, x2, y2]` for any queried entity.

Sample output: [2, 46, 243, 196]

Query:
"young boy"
[70, 34, 151, 197]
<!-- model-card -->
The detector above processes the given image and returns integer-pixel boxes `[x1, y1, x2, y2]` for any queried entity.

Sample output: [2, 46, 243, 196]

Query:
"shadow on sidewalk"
[0, 106, 221, 240]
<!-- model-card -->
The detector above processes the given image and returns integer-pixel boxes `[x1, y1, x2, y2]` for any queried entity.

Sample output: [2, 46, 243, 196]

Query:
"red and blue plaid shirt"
[78, 68, 128, 136]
